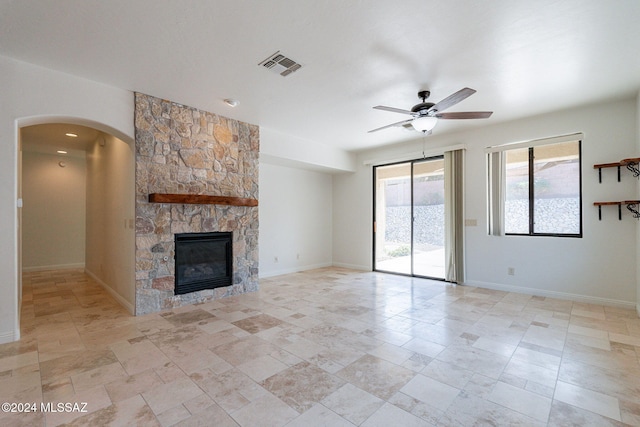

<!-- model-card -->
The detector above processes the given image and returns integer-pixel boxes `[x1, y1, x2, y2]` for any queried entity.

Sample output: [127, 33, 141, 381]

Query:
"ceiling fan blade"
[368, 119, 413, 133]
[429, 87, 476, 113]
[373, 105, 414, 115]
[435, 111, 493, 119]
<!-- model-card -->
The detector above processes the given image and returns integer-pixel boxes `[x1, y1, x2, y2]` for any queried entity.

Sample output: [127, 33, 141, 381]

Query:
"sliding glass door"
[374, 157, 445, 279]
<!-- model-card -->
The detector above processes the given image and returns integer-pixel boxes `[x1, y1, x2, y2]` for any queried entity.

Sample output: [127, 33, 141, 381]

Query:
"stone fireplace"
[134, 93, 259, 315]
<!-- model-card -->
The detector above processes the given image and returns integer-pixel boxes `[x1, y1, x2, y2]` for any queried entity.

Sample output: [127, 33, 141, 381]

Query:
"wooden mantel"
[148, 193, 258, 207]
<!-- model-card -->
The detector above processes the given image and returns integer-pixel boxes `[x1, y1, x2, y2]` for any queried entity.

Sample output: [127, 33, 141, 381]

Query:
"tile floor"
[1, 267, 640, 426]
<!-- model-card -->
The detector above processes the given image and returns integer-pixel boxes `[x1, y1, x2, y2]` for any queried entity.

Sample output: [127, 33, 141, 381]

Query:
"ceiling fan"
[368, 87, 493, 134]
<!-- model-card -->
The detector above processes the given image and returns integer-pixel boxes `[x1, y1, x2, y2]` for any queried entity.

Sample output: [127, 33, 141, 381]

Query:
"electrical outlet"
[508, 267, 515, 276]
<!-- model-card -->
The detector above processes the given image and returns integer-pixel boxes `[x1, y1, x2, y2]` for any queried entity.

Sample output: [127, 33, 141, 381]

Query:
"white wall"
[0, 54, 134, 343]
[334, 96, 638, 307]
[85, 134, 135, 312]
[260, 127, 356, 173]
[259, 161, 333, 277]
[637, 92, 640, 315]
[22, 151, 86, 270]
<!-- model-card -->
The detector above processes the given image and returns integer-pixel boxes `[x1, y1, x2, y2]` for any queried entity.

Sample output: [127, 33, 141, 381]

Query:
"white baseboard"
[22, 263, 85, 272]
[259, 262, 333, 279]
[466, 280, 637, 310]
[84, 269, 135, 315]
[0, 329, 19, 345]
[331, 262, 370, 271]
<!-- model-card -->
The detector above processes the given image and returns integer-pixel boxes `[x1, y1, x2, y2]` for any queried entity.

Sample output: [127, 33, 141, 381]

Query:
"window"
[488, 134, 582, 237]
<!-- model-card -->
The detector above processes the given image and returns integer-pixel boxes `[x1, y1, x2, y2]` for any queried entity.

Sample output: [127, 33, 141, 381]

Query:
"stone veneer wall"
[134, 93, 259, 315]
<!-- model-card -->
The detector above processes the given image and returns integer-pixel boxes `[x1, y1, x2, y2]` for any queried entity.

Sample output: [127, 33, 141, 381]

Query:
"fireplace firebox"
[174, 232, 232, 295]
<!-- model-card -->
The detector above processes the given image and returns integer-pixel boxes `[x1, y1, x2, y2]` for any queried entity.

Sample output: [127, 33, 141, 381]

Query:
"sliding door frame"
[372, 155, 445, 280]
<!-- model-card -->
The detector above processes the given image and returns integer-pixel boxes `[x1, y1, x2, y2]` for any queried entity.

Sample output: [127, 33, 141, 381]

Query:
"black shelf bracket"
[626, 202, 640, 219]
[594, 202, 623, 221]
[625, 161, 640, 178]
[595, 164, 622, 183]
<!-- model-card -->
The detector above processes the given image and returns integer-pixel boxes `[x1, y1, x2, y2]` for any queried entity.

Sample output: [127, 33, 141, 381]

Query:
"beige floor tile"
[568, 323, 610, 339]
[609, 332, 640, 347]
[236, 355, 288, 382]
[142, 377, 204, 415]
[566, 332, 611, 351]
[6, 268, 638, 426]
[285, 403, 355, 427]
[0, 351, 39, 372]
[111, 339, 171, 376]
[367, 342, 414, 365]
[361, 402, 432, 427]
[182, 393, 216, 415]
[261, 361, 344, 413]
[213, 335, 281, 366]
[402, 337, 446, 358]
[175, 402, 240, 427]
[189, 367, 255, 413]
[62, 394, 160, 427]
[40, 349, 119, 383]
[157, 404, 191, 426]
[44, 384, 112, 426]
[503, 357, 558, 389]
[435, 342, 511, 379]
[0, 410, 45, 427]
[0, 370, 42, 402]
[472, 336, 517, 357]
[230, 392, 298, 427]
[619, 397, 640, 426]
[511, 345, 561, 371]
[162, 309, 217, 327]
[400, 374, 460, 411]
[488, 381, 552, 422]
[547, 400, 624, 427]
[420, 359, 474, 389]
[554, 380, 621, 421]
[321, 383, 384, 425]
[522, 324, 567, 352]
[104, 369, 165, 403]
[558, 358, 640, 403]
[336, 354, 415, 401]
[71, 361, 128, 393]
[453, 391, 550, 426]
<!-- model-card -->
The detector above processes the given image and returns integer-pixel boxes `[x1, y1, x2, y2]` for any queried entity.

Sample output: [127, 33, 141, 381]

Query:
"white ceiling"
[2, 0, 639, 152]
[21, 124, 100, 156]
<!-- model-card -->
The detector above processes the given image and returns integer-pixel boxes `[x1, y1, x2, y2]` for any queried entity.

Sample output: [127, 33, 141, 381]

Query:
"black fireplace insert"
[174, 232, 232, 295]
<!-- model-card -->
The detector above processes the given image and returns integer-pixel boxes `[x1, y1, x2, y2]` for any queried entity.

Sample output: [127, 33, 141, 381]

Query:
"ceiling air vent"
[259, 51, 302, 77]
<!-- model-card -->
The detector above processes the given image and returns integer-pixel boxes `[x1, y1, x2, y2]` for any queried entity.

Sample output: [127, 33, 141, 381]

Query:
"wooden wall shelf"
[148, 193, 258, 207]
[593, 200, 640, 220]
[593, 155, 639, 220]
[594, 157, 640, 182]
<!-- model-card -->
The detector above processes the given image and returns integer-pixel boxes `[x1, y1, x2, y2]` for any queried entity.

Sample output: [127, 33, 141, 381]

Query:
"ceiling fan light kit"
[369, 87, 493, 134]
[411, 116, 438, 132]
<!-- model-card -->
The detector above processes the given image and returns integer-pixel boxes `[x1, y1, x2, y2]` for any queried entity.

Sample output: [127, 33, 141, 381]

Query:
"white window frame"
[486, 133, 583, 237]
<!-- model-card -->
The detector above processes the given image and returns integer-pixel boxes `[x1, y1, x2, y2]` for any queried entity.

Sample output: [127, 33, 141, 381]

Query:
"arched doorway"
[18, 119, 135, 327]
